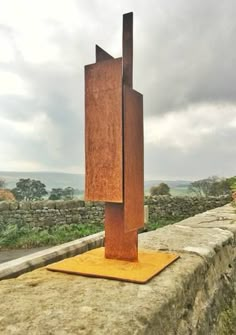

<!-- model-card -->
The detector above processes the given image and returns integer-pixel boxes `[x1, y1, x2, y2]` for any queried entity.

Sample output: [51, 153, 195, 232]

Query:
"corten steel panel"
[105, 203, 138, 261]
[124, 86, 144, 232]
[96, 45, 114, 62]
[123, 12, 133, 87]
[85, 58, 123, 202]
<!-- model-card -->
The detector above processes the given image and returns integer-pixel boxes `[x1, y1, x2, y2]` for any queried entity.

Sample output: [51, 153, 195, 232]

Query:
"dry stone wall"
[0, 196, 230, 228]
[0, 200, 104, 228]
[146, 195, 231, 221]
[0, 203, 236, 334]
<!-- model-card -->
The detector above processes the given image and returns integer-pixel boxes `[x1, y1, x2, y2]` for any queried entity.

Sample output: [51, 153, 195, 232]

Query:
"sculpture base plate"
[46, 247, 179, 284]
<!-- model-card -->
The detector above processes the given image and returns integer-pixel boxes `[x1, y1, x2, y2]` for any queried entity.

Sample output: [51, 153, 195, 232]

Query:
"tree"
[150, 183, 170, 196]
[11, 178, 48, 201]
[0, 178, 6, 189]
[48, 187, 75, 200]
[188, 176, 231, 197]
[49, 188, 64, 200]
[226, 176, 236, 192]
[63, 186, 75, 200]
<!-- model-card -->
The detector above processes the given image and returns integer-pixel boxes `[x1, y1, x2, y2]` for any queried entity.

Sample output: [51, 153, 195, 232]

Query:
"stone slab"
[174, 203, 236, 235]
[0, 232, 104, 280]
[139, 224, 234, 260]
[0, 248, 205, 335]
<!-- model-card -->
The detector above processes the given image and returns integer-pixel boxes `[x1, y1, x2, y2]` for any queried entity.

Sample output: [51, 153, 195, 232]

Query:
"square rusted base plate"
[46, 247, 179, 284]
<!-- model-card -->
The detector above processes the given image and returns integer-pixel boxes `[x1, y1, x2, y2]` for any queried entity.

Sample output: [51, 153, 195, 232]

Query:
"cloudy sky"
[0, 0, 236, 180]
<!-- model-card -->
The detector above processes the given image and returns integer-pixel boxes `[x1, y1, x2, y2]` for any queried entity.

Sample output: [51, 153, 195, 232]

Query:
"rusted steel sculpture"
[85, 12, 143, 261]
[47, 12, 179, 282]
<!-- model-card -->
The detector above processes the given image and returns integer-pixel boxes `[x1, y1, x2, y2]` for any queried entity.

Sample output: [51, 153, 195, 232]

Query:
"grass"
[0, 219, 179, 250]
[0, 223, 104, 249]
[170, 186, 194, 196]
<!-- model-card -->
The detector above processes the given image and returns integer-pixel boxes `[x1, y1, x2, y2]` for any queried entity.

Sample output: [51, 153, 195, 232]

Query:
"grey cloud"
[17, 62, 84, 169]
[145, 127, 236, 180]
[134, 0, 236, 115]
[0, 95, 36, 121]
[1, 0, 236, 178]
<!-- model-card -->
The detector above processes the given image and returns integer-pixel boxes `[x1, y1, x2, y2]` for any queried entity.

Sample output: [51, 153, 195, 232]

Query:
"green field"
[170, 186, 192, 196]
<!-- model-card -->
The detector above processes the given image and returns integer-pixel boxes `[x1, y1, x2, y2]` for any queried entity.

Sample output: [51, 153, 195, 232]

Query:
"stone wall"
[146, 195, 231, 221]
[0, 196, 231, 228]
[0, 200, 104, 228]
[0, 203, 236, 334]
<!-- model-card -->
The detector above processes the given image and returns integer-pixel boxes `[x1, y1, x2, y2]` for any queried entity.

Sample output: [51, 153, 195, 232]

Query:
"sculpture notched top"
[85, 12, 143, 261]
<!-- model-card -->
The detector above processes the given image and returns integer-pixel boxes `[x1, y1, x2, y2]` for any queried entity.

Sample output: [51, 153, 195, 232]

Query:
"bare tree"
[188, 176, 231, 197]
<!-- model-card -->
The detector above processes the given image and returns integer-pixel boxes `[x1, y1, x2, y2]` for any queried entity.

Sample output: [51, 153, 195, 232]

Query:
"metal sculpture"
[85, 12, 143, 261]
[47, 13, 179, 283]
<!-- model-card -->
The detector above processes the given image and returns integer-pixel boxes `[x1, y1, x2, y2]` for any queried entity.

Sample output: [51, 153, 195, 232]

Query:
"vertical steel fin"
[124, 86, 144, 232]
[122, 12, 133, 87]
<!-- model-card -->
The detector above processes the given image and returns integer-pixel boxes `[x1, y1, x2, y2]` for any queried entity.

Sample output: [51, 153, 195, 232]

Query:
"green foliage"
[188, 176, 231, 197]
[0, 222, 103, 249]
[49, 188, 64, 200]
[226, 176, 236, 192]
[63, 186, 75, 200]
[0, 178, 5, 188]
[0, 217, 179, 249]
[49, 186, 75, 200]
[150, 183, 170, 196]
[11, 178, 48, 201]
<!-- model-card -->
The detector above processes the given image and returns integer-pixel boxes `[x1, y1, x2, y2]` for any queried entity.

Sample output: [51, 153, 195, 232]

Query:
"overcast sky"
[0, 0, 236, 180]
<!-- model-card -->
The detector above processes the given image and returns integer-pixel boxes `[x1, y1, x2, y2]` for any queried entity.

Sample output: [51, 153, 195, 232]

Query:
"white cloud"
[0, 112, 48, 138]
[144, 103, 236, 152]
[0, 32, 15, 62]
[0, 0, 81, 64]
[0, 159, 44, 172]
[0, 70, 29, 96]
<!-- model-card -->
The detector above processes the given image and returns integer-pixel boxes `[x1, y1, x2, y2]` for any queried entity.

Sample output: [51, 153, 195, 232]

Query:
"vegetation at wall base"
[0, 223, 104, 249]
[0, 217, 181, 249]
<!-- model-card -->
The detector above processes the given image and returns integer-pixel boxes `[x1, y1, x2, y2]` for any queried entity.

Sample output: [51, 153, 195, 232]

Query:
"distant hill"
[144, 180, 191, 189]
[0, 171, 85, 190]
[0, 171, 191, 194]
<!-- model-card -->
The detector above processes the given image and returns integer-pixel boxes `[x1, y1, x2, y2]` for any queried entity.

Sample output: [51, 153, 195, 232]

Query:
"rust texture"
[122, 12, 133, 87]
[105, 203, 138, 261]
[124, 86, 144, 232]
[85, 58, 123, 202]
[85, 12, 143, 261]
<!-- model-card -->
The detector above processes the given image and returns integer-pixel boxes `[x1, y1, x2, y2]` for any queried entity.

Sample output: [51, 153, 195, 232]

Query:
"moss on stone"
[216, 302, 236, 335]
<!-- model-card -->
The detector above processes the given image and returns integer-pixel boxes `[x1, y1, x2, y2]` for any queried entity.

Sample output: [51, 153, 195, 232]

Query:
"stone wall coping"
[0, 231, 104, 280]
